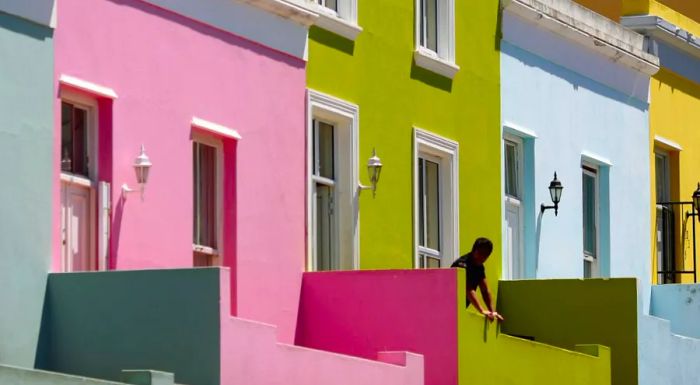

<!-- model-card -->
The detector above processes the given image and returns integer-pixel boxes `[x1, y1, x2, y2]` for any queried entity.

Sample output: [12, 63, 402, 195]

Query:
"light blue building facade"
[500, 1, 700, 384]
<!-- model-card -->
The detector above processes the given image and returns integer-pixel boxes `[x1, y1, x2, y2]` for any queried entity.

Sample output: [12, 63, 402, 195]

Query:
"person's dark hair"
[471, 237, 493, 255]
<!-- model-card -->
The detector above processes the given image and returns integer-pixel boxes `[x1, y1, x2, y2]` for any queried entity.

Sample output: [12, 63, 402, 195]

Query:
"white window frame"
[314, 0, 362, 41]
[503, 133, 525, 280]
[413, 127, 459, 268]
[307, 89, 359, 271]
[414, 0, 458, 79]
[59, 91, 100, 273]
[582, 163, 600, 278]
[192, 133, 224, 266]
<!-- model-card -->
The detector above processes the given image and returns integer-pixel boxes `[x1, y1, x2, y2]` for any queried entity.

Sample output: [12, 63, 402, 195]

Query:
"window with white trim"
[414, 0, 457, 78]
[503, 135, 524, 279]
[193, 136, 222, 267]
[414, 128, 458, 268]
[307, 90, 358, 272]
[582, 164, 599, 278]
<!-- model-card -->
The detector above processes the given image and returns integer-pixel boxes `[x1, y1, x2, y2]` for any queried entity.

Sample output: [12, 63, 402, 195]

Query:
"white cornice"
[502, 0, 659, 75]
[622, 15, 700, 60]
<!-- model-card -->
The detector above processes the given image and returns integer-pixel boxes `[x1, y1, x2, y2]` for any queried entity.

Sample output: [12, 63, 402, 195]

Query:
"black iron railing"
[656, 201, 697, 284]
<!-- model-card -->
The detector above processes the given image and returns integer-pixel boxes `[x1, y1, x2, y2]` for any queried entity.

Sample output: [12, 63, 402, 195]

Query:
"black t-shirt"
[451, 252, 486, 306]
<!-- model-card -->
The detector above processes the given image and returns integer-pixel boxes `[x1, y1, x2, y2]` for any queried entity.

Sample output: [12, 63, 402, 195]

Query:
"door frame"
[59, 91, 99, 272]
[306, 89, 360, 271]
[503, 133, 525, 279]
[413, 127, 459, 268]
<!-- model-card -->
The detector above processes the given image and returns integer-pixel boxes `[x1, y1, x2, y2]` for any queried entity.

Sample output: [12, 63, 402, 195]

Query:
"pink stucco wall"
[53, 0, 306, 342]
[295, 269, 460, 385]
[218, 269, 425, 385]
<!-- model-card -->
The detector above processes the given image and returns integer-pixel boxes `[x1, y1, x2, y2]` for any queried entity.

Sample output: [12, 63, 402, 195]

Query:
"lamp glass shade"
[133, 145, 152, 185]
[693, 183, 700, 212]
[548, 172, 563, 204]
[367, 149, 383, 186]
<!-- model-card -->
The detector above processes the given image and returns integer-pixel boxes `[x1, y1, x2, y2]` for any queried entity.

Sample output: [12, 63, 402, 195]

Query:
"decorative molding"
[414, 127, 459, 154]
[59, 75, 118, 99]
[192, 117, 242, 140]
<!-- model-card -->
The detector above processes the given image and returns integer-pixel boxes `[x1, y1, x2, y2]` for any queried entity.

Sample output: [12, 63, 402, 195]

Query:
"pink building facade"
[52, 0, 310, 342]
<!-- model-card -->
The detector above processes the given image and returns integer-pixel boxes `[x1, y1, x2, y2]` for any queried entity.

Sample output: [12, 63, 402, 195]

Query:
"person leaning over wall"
[451, 238, 504, 322]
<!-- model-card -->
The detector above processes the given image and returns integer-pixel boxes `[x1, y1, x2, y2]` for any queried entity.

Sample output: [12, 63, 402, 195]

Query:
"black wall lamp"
[692, 183, 700, 221]
[541, 172, 563, 216]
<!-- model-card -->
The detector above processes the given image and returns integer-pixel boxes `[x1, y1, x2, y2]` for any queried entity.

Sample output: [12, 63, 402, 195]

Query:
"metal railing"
[656, 201, 697, 284]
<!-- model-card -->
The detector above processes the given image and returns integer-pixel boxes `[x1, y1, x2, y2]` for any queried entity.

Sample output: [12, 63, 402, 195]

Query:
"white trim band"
[192, 117, 242, 140]
[59, 75, 118, 99]
[503, 121, 538, 138]
[654, 135, 683, 151]
[581, 151, 613, 167]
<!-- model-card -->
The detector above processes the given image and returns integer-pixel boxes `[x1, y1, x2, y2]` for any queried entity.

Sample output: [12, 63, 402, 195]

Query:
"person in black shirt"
[451, 237, 504, 322]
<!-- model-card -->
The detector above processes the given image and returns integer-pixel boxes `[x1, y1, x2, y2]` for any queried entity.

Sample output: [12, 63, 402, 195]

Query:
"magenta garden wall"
[52, 0, 307, 342]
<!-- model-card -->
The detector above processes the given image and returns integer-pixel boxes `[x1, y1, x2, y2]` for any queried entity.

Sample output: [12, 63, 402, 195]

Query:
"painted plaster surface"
[35, 269, 221, 385]
[638, 315, 700, 385]
[54, 0, 306, 342]
[0, 1, 56, 27]
[501, 14, 652, 306]
[141, 0, 310, 59]
[650, 284, 700, 339]
[0, 364, 130, 385]
[0, 10, 54, 367]
[218, 270, 424, 385]
[36, 268, 425, 385]
[306, 0, 502, 276]
[498, 279, 638, 385]
[296, 269, 612, 385]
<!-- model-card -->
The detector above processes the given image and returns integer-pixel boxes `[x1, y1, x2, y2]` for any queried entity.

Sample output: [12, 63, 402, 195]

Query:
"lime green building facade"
[306, 0, 502, 283]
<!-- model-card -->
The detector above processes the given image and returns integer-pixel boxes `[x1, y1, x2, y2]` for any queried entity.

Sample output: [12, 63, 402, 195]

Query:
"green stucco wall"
[498, 279, 638, 385]
[0, 11, 54, 367]
[457, 272, 612, 385]
[35, 269, 221, 385]
[307, 1, 502, 280]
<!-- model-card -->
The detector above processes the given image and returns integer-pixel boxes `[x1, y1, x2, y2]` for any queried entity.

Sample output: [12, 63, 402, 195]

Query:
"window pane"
[316, 183, 334, 271]
[582, 171, 597, 256]
[505, 141, 519, 198]
[193, 142, 217, 249]
[421, 0, 438, 51]
[317, 121, 334, 179]
[61, 102, 74, 173]
[325, 0, 338, 11]
[425, 159, 440, 251]
[61, 102, 89, 177]
[655, 154, 669, 202]
[584, 259, 592, 278]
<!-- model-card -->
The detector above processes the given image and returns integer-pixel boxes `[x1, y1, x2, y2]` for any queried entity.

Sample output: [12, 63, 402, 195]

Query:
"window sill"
[315, 9, 362, 41]
[413, 47, 459, 79]
[193, 244, 219, 256]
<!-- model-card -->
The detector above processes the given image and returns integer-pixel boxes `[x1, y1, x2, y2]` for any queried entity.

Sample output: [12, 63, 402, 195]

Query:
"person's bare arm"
[468, 288, 494, 320]
[478, 279, 504, 321]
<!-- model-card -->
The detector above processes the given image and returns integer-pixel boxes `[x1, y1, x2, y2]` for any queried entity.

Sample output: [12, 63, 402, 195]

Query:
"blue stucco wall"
[650, 284, 700, 339]
[0, 9, 54, 367]
[500, 12, 652, 310]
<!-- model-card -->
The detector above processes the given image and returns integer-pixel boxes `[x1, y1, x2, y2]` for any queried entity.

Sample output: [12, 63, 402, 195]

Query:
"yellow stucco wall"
[649, 69, 700, 284]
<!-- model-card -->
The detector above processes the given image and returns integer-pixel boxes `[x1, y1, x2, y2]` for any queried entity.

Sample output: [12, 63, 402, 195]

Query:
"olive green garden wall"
[307, 0, 502, 282]
[498, 279, 638, 385]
